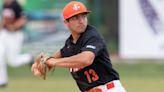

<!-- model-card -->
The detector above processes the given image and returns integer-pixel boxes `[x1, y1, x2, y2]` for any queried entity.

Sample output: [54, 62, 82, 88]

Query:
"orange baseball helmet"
[62, 1, 90, 20]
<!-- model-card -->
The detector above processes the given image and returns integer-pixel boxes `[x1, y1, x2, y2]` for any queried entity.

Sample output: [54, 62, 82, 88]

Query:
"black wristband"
[46, 56, 55, 62]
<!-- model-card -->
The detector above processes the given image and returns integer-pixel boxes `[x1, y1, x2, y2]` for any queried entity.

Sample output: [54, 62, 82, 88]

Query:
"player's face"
[65, 13, 88, 34]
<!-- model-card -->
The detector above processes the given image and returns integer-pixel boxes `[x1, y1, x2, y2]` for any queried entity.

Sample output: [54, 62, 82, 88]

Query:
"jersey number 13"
[84, 69, 99, 83]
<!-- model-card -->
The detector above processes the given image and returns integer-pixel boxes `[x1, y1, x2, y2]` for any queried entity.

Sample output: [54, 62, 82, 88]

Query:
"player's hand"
[31, 63, 41, 76]
[31, 52, 55, 80]
[31, 53, 46, 80]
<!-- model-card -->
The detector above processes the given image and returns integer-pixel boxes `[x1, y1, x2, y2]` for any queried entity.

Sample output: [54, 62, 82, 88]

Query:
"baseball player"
[31, 1, 126, 92]
[0, 0, 33, 88]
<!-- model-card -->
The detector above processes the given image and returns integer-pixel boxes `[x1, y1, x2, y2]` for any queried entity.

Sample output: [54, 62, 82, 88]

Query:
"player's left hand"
[31, 52, 55, 80]
[31, 53, 47, 80]
[31, 63, 41, 76]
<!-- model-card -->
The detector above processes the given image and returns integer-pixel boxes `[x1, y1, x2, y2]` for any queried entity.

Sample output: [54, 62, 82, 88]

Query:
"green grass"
[0, 62, 164, 92]
[114, 62, 164, 92]
[2, 78, 79, 92]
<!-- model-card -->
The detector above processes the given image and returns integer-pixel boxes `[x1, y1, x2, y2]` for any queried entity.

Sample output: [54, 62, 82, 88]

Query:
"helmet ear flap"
[62, 1, 90, 20]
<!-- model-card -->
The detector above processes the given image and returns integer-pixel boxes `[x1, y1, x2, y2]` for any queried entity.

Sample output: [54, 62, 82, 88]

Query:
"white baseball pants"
[0, 29, 32, 85]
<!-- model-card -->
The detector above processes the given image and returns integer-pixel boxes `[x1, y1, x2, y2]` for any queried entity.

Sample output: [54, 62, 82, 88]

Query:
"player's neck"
[71, 33, 81, 44]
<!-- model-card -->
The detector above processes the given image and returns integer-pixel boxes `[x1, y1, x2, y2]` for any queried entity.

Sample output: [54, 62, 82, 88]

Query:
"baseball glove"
[34, 52, 54, 80]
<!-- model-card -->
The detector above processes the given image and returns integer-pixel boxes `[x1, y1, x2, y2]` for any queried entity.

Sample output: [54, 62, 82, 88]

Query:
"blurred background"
[0, 0, 164, 92]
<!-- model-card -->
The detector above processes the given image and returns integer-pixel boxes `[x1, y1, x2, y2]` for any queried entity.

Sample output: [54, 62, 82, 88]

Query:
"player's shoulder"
[84, 25, 98, 37]
[86, 25, 97, 33]
[83, 25, 102, 40]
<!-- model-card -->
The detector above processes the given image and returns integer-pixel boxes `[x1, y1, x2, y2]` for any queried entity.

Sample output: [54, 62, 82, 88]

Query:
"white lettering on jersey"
[70, 67, 84, 72]
[86, 45, 96, 49]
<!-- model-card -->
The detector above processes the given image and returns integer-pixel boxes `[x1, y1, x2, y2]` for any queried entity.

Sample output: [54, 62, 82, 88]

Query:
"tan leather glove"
[32, 52, 55, 80]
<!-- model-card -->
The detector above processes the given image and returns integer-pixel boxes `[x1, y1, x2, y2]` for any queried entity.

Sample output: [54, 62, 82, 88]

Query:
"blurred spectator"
[0, 0, 33, 88]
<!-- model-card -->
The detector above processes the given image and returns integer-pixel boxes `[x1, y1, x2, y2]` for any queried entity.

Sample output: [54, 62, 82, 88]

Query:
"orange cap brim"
[65, 10, 91, 20]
